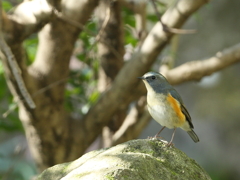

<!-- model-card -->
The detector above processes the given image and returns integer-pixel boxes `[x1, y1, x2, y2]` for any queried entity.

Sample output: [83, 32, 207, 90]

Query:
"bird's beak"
[138, 76, 145, 80]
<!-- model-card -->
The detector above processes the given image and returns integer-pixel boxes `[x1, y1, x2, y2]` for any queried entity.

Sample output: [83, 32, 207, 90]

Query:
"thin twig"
[2, 102, 17, 118]
[96, 5, 111, 41]
[91, 2, 123, 61]
[2, 76, 68, 117]
[53, 9, 95, 36]
[53, 5, 122, 61]
[32, 77, 68, 97]
[150, 0, 196, 34]
[0, 0, 35, 109]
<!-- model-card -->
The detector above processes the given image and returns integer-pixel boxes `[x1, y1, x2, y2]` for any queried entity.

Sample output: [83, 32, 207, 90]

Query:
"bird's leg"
[167, 128, 176, 147]
[154, 126, 166, 138]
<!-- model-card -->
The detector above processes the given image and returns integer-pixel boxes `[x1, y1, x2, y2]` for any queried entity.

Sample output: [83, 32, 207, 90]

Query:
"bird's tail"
[187, 130, 200, 143]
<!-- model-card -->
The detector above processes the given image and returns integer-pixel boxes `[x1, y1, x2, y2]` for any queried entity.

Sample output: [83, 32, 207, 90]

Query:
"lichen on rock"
[36, 139, 211, 180]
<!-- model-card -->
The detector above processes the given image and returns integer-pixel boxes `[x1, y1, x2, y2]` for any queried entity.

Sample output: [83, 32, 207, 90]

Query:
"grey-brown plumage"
[139, 72, 199, 145]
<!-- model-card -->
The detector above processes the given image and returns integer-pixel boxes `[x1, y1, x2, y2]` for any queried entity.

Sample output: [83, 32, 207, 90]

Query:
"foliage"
[0, 0, 240, 180]
[0, 2, 38, 180]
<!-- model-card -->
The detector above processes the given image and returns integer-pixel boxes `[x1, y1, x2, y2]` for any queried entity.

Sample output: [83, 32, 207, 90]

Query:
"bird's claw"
[166, 142, 174, 147]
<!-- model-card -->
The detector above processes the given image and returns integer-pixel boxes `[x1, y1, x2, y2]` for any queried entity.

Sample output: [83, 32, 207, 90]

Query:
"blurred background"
[0, 0, 240, 179]
[141, 0, 240, 179]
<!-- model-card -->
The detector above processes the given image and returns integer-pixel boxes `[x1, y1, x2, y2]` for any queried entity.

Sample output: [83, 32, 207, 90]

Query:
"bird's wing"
[169, 89, 194, 129]
[181, 104, 194, 129]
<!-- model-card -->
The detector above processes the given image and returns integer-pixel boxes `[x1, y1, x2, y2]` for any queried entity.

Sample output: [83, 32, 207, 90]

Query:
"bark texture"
[2, 0, 100, 170]
[2, 0, 240, 172]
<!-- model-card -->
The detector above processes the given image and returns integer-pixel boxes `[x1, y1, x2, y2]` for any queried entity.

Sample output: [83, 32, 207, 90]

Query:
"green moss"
[37, 139, 211, 180]
[105, 175, 114, 180]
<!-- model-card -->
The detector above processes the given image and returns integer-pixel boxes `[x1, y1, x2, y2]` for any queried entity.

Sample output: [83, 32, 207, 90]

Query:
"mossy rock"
[37, 139, 211, 180]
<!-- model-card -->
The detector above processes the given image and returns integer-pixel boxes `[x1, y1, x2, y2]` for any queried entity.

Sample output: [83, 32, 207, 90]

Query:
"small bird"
[139, 72, 199, 146]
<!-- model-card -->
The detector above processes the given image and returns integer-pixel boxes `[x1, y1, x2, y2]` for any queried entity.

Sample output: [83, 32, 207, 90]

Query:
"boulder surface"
[37, 139, 211, 180]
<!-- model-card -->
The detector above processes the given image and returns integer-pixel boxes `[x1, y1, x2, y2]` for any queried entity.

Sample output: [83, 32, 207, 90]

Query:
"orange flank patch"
[166, 93, 185, 125]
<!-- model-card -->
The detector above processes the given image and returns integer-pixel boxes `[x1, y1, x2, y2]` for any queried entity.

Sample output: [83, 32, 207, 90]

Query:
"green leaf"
[23, 35, 38, 64]
[89, 91, 100, 104]
[2, 1, 13, 11]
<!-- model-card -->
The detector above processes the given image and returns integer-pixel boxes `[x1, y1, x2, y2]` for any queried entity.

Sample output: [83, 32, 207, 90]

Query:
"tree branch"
[0, 37, 36, 108]
[3, 0, 53, 43]
[121, 0, 147, 40]
[163, 43, 240, 84]
[109, 42, 240, 145]
[5, 0, 101, 170]
[112, 96, 151, 146]
[96, 0, 125, 147]
[0, 1, 35, 109]
[150, 0, 196, 34]
[82, 0, 210, 150]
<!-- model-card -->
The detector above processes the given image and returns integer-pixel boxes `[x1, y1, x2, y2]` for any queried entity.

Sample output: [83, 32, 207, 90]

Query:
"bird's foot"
[166, 142, 174, 147]
[154, 135, 164, 140]
[148, 136, 169, 144]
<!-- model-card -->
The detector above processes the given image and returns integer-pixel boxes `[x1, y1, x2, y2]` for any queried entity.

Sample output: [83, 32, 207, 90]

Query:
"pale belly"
[147, 104, 182, 129]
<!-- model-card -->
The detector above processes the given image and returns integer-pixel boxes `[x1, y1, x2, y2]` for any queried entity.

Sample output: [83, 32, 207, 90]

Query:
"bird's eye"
[151, 76, 156, 80]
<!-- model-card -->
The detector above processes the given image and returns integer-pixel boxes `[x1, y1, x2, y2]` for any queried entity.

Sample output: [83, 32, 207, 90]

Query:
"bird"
[138, 71, 199, 146]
